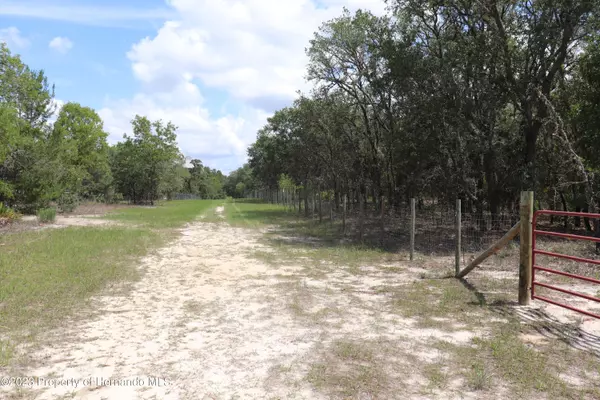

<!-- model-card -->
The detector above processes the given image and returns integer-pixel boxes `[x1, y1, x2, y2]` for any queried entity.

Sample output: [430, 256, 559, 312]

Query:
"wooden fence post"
[519, 191, 534, 305]
[455, 199, 461, 277]
[410, 198, 416, 261]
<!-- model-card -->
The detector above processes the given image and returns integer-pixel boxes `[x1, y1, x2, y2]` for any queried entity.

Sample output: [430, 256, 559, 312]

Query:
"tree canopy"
[247, 1, 600, 228]
[0, 43, 227, 212]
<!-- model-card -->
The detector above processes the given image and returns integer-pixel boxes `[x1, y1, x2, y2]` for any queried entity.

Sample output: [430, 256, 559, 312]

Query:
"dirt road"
[11, 206, 433, 399]
[8, 206, 598, 399]
[12, 210, 309, 398]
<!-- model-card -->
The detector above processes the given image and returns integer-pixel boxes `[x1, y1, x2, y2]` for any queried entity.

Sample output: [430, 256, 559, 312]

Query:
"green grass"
[104, 199, 221, 228]
[225, 200, 344, 241]
[36, 207, 56, 223]
[225, 199, 292, 228]
[0, 228, 163, 337]
[0, 199, 216, 367]
[226, 200, 400, 271]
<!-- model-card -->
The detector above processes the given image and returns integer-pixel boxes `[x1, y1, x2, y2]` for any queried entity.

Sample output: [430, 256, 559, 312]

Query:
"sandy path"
[11, 206, 596, 399]
[10, 208, 325, 399]
[4, 206, 497, 400]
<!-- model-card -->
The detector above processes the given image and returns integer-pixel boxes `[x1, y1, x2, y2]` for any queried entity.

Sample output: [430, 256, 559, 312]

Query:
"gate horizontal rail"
[532, 210, 600, 319]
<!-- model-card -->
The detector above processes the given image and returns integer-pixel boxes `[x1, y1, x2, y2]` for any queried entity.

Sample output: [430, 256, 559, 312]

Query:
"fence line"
[247, 189, 600, 267]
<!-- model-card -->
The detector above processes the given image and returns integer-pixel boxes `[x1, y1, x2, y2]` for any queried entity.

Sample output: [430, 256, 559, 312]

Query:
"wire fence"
[248, 189, 600, 270]
[250, 189, 600, 269]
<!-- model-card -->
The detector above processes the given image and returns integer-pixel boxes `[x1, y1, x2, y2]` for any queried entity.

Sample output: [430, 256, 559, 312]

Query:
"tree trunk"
[318, 184, 322, 223]
[359, 191, 365, 242]
[595, 201, 600, 254]
[489, 198, 500, 230]
[523, 115, 542, 191]
[484, 149, 500, 230]
[304, 187, 309, 217]
[559, 191, 569, 231]
[583, 208, 592, 232]
[476, 201, 487, 234]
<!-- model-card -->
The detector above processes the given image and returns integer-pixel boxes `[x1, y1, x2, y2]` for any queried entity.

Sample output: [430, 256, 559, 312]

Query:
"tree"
[0, 43, 59, 212]
[0, 43, 55, 130]
[247, 0, 600, 230]
[51, 102, 112, 199]
[0, 104, 19, 198]
[110, 116, 183, 204]
[224, 164, 256, 198]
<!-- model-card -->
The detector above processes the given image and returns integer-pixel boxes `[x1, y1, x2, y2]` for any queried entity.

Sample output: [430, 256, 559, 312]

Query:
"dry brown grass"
[226, 202, 600, 398]
[69, 201, 133, 216]
[307, 340, 389, 399]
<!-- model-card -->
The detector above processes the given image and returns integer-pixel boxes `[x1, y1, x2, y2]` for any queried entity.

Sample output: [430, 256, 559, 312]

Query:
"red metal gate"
[532, 210, 600, 319]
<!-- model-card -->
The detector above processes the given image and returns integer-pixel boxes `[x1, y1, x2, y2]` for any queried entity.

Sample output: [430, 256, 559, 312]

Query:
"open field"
[103, 199, 221, 228]
[1, 199, 600, 399]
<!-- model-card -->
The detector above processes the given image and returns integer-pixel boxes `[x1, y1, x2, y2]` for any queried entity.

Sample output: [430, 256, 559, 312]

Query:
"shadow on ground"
[233, 201, 513, 257]
[457, 277, 600, 358]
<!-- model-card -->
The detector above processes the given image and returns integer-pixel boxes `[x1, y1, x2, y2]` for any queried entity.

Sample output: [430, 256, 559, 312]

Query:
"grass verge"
[226, 200, 402, 270]
[224, 200, 292, 228]
[104, 199, 220, 228]
[0, 227, 164, 364]
[1, 199, 215, 367]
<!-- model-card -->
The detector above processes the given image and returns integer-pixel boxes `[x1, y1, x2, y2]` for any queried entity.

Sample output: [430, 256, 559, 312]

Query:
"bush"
[0, 202, 21, 226]
[57, 192, 79, 213]
[110, 192, 124, 204]
[37, 208, 56, 223]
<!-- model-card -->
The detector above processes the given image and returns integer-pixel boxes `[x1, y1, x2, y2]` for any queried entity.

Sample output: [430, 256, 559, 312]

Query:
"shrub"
[0, 202, 21, 226]
[110, 192, 124, 204]
[37, 208, 56, 223]
[57, 192, 79, 213]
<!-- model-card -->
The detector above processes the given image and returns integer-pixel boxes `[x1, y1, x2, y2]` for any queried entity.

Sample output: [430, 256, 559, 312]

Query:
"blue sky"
[0, 0, 386, 174]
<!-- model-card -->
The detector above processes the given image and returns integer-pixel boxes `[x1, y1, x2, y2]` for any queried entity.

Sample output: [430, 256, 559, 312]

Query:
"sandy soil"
[5, 206, 600, 399]
[9, 208, 326, 399]
[20, 215, 124, 226]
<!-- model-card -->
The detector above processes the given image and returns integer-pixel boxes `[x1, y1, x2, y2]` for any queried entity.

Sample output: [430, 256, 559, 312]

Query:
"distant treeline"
[0, 43, 240, 213]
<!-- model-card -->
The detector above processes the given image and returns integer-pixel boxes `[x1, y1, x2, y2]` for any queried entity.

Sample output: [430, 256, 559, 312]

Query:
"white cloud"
[98, 86, 269, 174]
[49, 36, 73, 54]
[0, 27, 30, 49]
[128, 0, 386, 105]
[101, 0, 387, 173]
